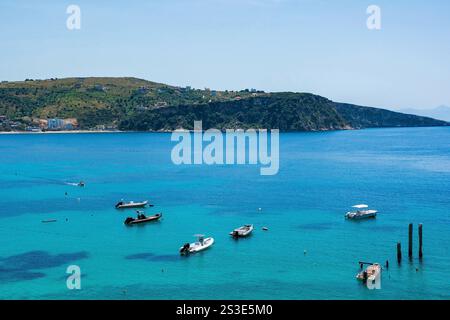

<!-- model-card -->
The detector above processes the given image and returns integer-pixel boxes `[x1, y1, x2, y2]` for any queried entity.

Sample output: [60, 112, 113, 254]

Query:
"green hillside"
[119, 93, 349, 131]
[0, 77, 447, 131]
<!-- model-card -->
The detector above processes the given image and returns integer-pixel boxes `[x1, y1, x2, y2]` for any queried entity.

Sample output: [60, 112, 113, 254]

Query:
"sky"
[0, 0, 449, 110]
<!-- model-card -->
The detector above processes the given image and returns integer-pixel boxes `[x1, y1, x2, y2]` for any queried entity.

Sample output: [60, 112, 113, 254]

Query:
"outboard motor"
[124, 217, 134, 225]
[180, 243, 190, 254]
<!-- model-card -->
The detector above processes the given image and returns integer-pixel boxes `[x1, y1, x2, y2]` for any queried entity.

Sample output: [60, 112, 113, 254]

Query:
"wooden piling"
[419, 223, 423, 259]
[397, 242, 402, 263]
[408, 223, 413, 259]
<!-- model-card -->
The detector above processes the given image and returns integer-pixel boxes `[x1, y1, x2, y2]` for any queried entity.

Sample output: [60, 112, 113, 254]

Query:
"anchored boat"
[230, 224, 254, 238]
[345, 204, 377, 220]
[115, 200, 150, 209]
[180, 234, 214, 255]
[124, 212, 162, 225]
[356, 263, 381, 284]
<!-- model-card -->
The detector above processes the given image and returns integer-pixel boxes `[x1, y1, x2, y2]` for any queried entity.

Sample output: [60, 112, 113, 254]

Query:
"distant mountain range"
[399, 106, 450, 122]
[0, 77, 448, 132]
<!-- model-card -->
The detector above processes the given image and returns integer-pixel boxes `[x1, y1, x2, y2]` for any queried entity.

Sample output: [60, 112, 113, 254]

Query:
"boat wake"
[65, 182, 79, 186]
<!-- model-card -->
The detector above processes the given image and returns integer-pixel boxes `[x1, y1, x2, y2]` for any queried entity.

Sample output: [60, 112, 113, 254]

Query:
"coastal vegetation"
[0, 77, 447, 132]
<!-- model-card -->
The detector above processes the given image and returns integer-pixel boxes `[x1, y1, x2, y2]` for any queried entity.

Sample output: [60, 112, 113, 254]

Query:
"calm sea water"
[0, 127, 449, 300]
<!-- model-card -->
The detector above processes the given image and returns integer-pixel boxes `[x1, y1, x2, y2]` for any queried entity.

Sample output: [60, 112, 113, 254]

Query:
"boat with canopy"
[345, 204, 378, 220]
[179, 234, 214, 255]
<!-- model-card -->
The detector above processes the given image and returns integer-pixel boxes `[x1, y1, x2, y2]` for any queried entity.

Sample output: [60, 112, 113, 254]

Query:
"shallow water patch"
[0, 250, 89, 283]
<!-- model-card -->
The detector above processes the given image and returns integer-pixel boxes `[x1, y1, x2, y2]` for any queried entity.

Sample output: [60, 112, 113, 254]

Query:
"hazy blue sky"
[0, 0, 449, 110]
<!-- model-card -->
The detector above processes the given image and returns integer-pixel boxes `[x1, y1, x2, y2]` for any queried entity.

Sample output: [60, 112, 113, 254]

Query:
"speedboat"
[230, 224, 254, 238]
[345, 204, 377, 220]
[180, 235, 214, 255]
[115, 200, 150, 209]
[124, 212, 162, 225]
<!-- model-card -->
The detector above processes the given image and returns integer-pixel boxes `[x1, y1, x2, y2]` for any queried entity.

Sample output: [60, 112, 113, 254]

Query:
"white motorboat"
[179, 234, 214, 255]
[230, 224, 254, 237]
[115, 200, 149, 209]
[345, 204, 378, 220]
[356, 263, 381, 283]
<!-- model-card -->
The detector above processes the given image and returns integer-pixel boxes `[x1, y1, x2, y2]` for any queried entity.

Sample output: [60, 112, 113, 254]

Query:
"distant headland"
[0, 77, 447, 133]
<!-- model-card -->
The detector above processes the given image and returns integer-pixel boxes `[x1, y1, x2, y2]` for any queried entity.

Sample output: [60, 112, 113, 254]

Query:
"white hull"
[356, 264, 381, 282]
[345, 210, 377, 220]
[230, 225, 254, 237]
[116, 200, 148, 209]
[180, 237, 214, 254]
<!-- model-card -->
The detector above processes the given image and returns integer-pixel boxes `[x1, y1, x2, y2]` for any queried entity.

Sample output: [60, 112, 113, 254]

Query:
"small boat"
[78, 181, 85, 187]
[356, 263, 381, 283]
[42, 219, 57, 223]
[124, 212, 162, 225]
[230, 224, 254, 238]
[345, 204, 377, 220]
[179, 234, 214, 255]
[115, 200, 150, 209]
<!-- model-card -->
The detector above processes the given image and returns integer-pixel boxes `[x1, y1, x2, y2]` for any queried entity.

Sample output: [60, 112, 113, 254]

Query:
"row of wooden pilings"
[396, 223, 423, 263]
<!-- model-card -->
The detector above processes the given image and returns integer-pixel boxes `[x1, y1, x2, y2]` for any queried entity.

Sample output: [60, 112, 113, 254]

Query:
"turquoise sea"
[0, 127, 449, 300]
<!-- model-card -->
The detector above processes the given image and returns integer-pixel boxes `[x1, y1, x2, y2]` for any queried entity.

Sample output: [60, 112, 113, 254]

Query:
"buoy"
[258, 208, 262, 211]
